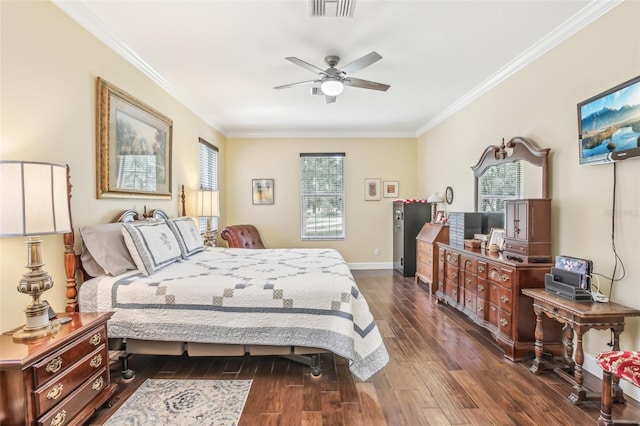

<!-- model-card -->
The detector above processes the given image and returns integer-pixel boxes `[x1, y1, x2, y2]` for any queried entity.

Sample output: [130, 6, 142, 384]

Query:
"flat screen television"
[577, 75, 640, 165]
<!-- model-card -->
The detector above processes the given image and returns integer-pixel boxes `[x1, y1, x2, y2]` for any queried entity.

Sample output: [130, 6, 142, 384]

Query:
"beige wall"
[0, 1, 225, 331]
[417, 0, 640, 397]
[225, 137, 418, 264]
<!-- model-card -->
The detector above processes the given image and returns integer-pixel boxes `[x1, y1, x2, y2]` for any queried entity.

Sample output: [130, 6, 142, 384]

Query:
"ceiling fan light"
[320, 78, 344, 96]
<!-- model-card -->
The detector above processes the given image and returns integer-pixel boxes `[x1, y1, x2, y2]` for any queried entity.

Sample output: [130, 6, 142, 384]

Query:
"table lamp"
[197, 190, 219, 247]
[427, 192, 443, 223]
[0, 161, 72, 341]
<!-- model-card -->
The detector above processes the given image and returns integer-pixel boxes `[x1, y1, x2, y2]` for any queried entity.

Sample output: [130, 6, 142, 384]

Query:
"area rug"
[104, 379, 252, 426]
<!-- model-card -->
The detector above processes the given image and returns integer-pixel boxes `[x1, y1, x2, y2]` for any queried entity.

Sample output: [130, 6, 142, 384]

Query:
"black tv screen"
[577, 75, 640, 165]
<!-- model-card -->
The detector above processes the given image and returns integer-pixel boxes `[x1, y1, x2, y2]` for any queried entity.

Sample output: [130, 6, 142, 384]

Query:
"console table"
[522, 288, 640, 405]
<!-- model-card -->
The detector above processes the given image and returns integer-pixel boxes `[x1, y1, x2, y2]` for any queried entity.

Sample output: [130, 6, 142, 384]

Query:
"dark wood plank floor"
[88, 269, 640, 425]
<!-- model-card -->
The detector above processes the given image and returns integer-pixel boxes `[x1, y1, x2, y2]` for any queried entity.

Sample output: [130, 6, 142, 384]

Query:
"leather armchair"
[220, 224, 266, 249]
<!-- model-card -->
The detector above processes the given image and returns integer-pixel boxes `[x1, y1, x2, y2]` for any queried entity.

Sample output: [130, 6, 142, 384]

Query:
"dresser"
[436, 243, 563, 361]
[0, 312, 117, 426]
[415, 223, 449, 292]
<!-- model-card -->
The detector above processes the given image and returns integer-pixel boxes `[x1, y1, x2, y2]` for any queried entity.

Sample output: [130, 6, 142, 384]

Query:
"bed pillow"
[122, 220, 182, 275]
[165, 217, 205, 258]
[79, 223, 137, 276]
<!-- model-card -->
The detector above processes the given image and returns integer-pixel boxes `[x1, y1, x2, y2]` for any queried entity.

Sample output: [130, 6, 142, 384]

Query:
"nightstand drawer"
[33, 325, 106, 387]
[34, 344, 107, 417]
[37, 368, 109, 426]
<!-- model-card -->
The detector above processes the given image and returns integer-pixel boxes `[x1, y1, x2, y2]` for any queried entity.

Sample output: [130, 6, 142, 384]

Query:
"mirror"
[472, 137, 550, 212]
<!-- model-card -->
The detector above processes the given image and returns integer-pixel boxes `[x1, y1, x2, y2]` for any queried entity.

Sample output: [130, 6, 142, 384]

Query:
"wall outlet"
[374, 248, 380, 256]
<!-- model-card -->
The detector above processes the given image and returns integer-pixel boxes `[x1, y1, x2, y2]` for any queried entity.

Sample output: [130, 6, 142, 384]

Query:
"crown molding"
[226, 129, 417, 139]
[415, 0, 624, 137]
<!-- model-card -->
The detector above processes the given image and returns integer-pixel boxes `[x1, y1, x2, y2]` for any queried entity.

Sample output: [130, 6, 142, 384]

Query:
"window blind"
[300, 153, 345, 240]
[478, 162, 523, 212]
[199, 138, 218, 232]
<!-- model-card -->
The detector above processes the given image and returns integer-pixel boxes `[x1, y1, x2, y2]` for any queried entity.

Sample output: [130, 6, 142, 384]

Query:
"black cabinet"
[393, 201, 432, 277]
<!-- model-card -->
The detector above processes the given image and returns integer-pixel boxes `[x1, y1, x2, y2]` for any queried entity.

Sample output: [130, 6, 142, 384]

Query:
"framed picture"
[488, 228, 506, 251]
[96, 78, 173, 199]
[435, 210, 446, 224]
[252, 179, 274, 205]
[383, 181, 399, 198]
[364, 178, 381, 201]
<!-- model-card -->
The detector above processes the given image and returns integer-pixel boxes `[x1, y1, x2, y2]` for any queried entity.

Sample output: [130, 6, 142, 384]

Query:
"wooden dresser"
[415, 223, 449, 292]
[436, 243, 563, 361]
[0, 312, 117, 426]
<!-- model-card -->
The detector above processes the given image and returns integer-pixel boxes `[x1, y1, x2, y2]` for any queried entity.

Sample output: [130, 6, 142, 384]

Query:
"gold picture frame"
[96, 77, 173, 199]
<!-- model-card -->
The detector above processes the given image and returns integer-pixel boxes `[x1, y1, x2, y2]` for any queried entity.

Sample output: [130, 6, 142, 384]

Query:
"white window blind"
[300, 153, 345, 240]
[199, 138, 218, 232]
[478, 162, 523, 212]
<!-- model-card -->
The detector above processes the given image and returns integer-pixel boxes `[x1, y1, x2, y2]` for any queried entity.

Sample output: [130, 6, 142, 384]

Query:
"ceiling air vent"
[310, 0, 356, 17]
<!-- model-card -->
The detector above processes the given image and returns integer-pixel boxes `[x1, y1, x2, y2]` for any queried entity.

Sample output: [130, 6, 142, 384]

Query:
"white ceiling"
[53, 0, 619, 138]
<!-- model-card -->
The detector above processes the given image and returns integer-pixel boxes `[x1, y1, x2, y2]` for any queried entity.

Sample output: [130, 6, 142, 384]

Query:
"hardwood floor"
[88, 269, 640, 425]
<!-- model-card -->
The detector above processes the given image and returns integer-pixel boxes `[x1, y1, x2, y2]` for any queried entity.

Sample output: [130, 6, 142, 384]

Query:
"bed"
[64, 205, 389, 381]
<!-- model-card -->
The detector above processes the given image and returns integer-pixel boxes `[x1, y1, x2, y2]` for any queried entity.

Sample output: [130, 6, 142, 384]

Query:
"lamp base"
[12, 319, 61, 342]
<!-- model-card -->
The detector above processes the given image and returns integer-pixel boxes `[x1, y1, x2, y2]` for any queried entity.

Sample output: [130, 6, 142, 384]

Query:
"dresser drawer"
[477, 278, 487, 298]
[488, 303, 499, 328]
[445, 250, 459, 267]
[417, 241, 433, 258]
[462, 256, 476, 272]
[499, 310, 513, 337]
[489, 282, 501, 305]
[504, 240, 528, 255]
[34, 344, 107, 417]
[33, 325, 106, 387]
[37, 368, 109, 426]
[417, 264, 433, 283]
[446, 282, 460, 303]
[476, 261, 488, 278]
[445, 263, 459, 284]
[476, 297, 488, 321]
[463, 289, 476, 313]
[463, 273, 477, 291]
[499, 287, 513, 314]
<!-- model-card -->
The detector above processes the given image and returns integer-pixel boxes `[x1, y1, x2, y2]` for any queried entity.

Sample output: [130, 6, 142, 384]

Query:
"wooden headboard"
[64, 184, 187, 312]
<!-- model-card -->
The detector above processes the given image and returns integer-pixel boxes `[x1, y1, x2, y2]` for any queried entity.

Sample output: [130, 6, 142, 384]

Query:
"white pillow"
[165, 217, 205, 258]
[122, 221, 182, 275]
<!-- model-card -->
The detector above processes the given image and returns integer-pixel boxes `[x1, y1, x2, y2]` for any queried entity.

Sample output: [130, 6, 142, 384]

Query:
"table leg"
[530, 307, 545, 375]
[562, 323, 575, 372]
[569, 330, 587, 405]
[611, 329, 626, 404]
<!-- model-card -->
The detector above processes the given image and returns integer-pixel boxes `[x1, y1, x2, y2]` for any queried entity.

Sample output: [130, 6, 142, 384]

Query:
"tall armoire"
[393, 200, 432, 277]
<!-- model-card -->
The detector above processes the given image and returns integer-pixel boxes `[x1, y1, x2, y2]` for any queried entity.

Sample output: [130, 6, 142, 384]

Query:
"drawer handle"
[478, 306, 484, 312]
[92, 376, 104, 392]
[520, 247, 525, 251]
[452, 272, 458, 279]
[50, 410, 66, 426]
[501, 318, 508, 326]
[502, 274, 510, 282]
[452, 290, 457, 296]
[501, 295, 509, 303]
[465, 260, 472, 267]
[46, 356, 63, 374]
[466, 298, 471, 304]
[47, 383, 63, 400]
[491, 306, 497, 311]
[478, 285, 485, 291]
[478, 265, 485, 272]
[446, 254, 452, 261]
[465, 278, 471, 284]
[89, 332, 102, 346]
[90, 354, 103, 368]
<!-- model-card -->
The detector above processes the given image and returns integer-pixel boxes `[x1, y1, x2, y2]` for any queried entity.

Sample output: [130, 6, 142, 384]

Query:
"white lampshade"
[320, 78, 344, 96]
[427, 192, 443, 204]
[0, 161, 72, 237]
[197, 190, 220, 218]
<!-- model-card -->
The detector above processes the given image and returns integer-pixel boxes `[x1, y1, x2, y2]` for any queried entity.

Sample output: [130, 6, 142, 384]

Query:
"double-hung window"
[300, 153, 345, 240]
[478, 162, 523, 212]
[199, 138, 218, 232]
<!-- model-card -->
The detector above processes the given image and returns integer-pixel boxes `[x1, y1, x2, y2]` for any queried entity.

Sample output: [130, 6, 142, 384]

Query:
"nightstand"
[0, 312, 117, 425]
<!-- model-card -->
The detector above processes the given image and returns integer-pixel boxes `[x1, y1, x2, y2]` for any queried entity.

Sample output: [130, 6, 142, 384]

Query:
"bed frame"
[63, 184, 324, 379]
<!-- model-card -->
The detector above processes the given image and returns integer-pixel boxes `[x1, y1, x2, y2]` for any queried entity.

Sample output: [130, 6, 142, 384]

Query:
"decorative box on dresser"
[415, 223, 449, 292]
[0, 312, 117, 426]
[436, 243, 563, 361]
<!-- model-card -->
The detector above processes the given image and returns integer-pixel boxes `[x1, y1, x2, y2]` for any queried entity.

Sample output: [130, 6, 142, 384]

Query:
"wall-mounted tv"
[577, 75, 640, 165]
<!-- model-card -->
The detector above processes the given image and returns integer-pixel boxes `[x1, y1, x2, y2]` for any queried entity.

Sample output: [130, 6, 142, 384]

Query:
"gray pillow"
[122, 220, 182, 276]
[165, 217, 205, 258]
[79, 223, 137, 276]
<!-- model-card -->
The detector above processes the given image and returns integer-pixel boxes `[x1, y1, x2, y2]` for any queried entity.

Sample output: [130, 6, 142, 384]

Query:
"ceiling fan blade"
[344, 77, 390, 92]
[339, 51, 382, 75]
[325, 96, 337, 104]
[273, 79, 319, 90]
[285, 57, 328, 76]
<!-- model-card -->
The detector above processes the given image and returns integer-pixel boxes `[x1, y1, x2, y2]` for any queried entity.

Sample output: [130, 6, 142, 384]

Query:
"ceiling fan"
[274, 51, 390, 104]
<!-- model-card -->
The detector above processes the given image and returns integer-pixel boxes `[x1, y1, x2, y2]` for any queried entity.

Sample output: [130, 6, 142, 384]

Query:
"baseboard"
[348, 262, 393, 270]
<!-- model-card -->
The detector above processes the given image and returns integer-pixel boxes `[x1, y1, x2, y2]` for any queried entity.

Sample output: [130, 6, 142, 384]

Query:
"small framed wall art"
[383, 181, 399, 198]
[364, 178, 381, 201]
[252, 179, 274, 205]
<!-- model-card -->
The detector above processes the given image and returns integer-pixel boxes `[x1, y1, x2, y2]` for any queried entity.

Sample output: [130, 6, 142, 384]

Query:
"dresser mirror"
[472, 136, 550, 212]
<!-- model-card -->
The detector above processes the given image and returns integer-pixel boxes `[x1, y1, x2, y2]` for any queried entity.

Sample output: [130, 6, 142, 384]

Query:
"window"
[478, 162, 523, 212]
[199, 138, 218, 232]
[300, 153, 345, 240]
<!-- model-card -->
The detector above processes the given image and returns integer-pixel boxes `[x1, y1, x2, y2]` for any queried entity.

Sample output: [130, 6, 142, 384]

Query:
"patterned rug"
[104, 379, 252, 426]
